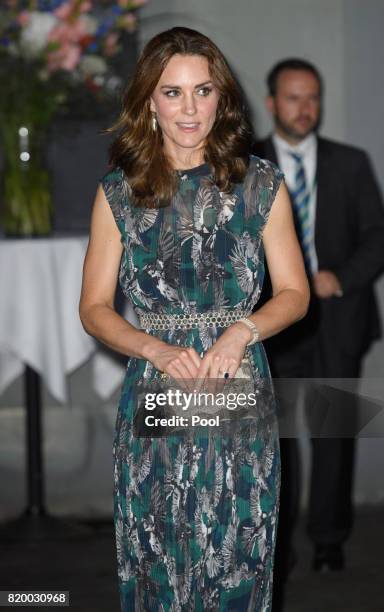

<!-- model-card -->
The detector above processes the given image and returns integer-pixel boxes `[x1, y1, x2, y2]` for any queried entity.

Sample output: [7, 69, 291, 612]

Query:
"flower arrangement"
[0, 0, 146, 235]
[0, 1, 146, 105]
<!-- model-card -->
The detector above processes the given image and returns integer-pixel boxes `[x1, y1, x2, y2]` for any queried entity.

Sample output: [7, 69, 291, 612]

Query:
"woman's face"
[150, 54, 220, 164]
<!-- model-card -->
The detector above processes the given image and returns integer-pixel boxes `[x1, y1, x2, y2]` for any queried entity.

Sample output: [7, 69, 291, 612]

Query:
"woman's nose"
[182, 94, 197, 115]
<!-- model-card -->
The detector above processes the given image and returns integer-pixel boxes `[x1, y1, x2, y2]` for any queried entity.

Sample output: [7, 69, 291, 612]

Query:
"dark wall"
[50, 30, 138, 234]
[48, 119, 113, 234]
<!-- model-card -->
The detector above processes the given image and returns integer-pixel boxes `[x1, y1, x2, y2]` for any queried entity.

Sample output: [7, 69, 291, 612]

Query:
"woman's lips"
[176, 122, 200, 132]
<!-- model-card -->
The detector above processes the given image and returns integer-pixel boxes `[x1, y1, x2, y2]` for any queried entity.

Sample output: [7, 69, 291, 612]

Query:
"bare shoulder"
[79, 181, 124, 312]
[89, 182, 123, 249]
[262, 179, 292, 239]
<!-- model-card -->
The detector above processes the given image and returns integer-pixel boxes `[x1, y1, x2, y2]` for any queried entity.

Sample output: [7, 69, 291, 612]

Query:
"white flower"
[20, 12, 58, 57]
[38, 68, 49, 82]
[78, 14, 98, 36]
[78, 55, 108, 76]
[93, 75, 105, 87]
[6, 42, 20, 57]
[105, 75, 123, 93]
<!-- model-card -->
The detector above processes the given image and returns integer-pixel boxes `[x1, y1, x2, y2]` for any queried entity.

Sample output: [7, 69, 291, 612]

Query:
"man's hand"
[312, 270, 343, 298]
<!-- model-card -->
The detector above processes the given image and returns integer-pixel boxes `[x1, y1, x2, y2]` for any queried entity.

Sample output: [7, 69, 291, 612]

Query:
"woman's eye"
[197, 87, 212, 96]
[163, 87, 213, 97]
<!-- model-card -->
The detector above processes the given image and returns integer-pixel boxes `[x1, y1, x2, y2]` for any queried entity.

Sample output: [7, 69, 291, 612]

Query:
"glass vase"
[1, 121, 52, 237]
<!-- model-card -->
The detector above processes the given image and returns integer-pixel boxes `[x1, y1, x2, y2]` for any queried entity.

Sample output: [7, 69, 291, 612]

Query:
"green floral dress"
[101, 155, 284, 611]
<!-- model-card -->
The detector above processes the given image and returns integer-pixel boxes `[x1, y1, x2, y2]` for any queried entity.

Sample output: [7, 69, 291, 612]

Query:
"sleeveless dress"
[100, 155, 284, 611]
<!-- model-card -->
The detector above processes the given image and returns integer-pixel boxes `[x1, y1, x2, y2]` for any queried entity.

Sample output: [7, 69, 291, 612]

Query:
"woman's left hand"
[194, 321, 252, 392]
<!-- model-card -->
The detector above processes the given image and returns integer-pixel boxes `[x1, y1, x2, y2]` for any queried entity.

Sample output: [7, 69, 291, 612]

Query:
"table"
[0, 236, 138, 527]
[0, 236, 138, 403]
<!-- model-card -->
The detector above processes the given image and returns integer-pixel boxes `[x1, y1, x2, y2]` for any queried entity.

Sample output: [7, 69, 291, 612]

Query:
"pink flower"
[16, 11, 30, 27]
[54, 1, 92, 20]
[48, 20, 87, 47]
[78, 1, 93, 14]
[128, 0, 147, 7]
[120, 13, 137, 32]
[54, 3, 72, 20]
[47, 42, 81, 72]
[104, 31, 119, 57]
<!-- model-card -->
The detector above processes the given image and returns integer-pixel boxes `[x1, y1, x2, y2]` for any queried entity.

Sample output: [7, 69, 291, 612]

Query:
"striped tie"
[289, 152, 312, 274]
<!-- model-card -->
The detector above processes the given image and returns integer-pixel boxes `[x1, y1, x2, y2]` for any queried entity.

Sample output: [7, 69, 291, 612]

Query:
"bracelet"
[237, 318, 260, 346]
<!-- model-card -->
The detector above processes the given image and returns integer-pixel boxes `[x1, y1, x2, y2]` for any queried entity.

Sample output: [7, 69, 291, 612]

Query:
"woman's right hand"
[143, 340, 202, 381]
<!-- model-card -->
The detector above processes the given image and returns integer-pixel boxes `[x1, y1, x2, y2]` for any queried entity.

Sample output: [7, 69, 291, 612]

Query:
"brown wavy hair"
[106, 27, 253, 208]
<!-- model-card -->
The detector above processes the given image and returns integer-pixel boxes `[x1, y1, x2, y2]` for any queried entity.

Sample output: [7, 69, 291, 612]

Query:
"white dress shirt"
[272, 131, 319, 274]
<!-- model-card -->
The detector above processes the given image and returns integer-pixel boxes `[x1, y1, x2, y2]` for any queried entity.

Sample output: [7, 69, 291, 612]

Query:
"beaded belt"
[138, 309, 251, 331]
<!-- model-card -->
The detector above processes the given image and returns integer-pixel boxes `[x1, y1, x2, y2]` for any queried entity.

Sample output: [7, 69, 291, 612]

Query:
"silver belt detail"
[138, 309, 251, 331]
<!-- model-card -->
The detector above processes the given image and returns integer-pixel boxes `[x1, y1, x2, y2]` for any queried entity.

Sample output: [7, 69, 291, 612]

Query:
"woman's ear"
[149, 97, 156, 113]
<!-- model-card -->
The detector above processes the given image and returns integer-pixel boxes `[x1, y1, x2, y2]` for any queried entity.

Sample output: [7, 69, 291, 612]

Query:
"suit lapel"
[315, 138, 333, 266]
[262, 135, 333, 269]
[262, 137, 279, 166]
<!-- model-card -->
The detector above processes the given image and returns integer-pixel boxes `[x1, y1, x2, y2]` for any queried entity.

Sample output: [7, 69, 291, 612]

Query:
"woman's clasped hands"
[146, 321, 252, 393]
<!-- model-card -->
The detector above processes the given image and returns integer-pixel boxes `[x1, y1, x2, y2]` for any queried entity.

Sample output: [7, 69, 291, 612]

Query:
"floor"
[0, 506, 382, 611]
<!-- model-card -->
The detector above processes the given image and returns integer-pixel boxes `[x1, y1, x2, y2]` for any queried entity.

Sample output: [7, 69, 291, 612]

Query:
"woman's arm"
[195, 181, 310, 380]
[79, 184, 165, 360]
[79, 185, 201, 378]
[244, 180, 310, 340]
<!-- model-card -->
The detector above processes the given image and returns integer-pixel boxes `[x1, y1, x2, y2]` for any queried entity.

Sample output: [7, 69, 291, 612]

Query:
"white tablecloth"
[0, 236, 139, 403]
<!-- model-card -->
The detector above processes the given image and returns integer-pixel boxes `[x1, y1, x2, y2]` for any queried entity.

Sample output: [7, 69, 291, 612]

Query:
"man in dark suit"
[253, 58, 384, 603]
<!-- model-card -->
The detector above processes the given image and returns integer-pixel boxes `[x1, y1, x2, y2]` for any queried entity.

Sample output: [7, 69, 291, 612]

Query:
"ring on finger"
[219, 370, 230, 379]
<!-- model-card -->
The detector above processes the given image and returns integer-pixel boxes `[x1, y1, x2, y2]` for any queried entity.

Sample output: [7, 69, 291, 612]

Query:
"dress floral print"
[101, 155, 284, 611]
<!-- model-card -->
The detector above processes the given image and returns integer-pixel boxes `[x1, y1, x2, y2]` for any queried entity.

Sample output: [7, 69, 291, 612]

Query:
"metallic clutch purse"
[159, 354, 253, 382]
[134, 354, 256, 438]
[234, 355, 253, 379]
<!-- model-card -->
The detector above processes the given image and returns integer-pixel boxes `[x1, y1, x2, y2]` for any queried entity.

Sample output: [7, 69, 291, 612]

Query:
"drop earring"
[151, 113, 157, 132]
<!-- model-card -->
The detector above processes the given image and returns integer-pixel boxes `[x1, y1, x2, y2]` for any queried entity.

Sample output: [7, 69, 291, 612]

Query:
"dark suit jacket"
[252, 136, 384, 373]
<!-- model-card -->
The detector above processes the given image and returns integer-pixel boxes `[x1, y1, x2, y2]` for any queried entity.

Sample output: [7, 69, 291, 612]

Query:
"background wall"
[1, 0, 384, 520]
[140, 0, 347, 142]
[139, 0, 384, 188]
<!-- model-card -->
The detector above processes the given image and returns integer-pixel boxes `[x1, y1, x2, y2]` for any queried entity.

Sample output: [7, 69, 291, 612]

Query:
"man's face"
[266, 69, 321, 143]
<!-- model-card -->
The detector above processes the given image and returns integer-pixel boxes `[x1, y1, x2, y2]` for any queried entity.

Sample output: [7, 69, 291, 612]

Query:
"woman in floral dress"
[79, 27, 309, 611]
